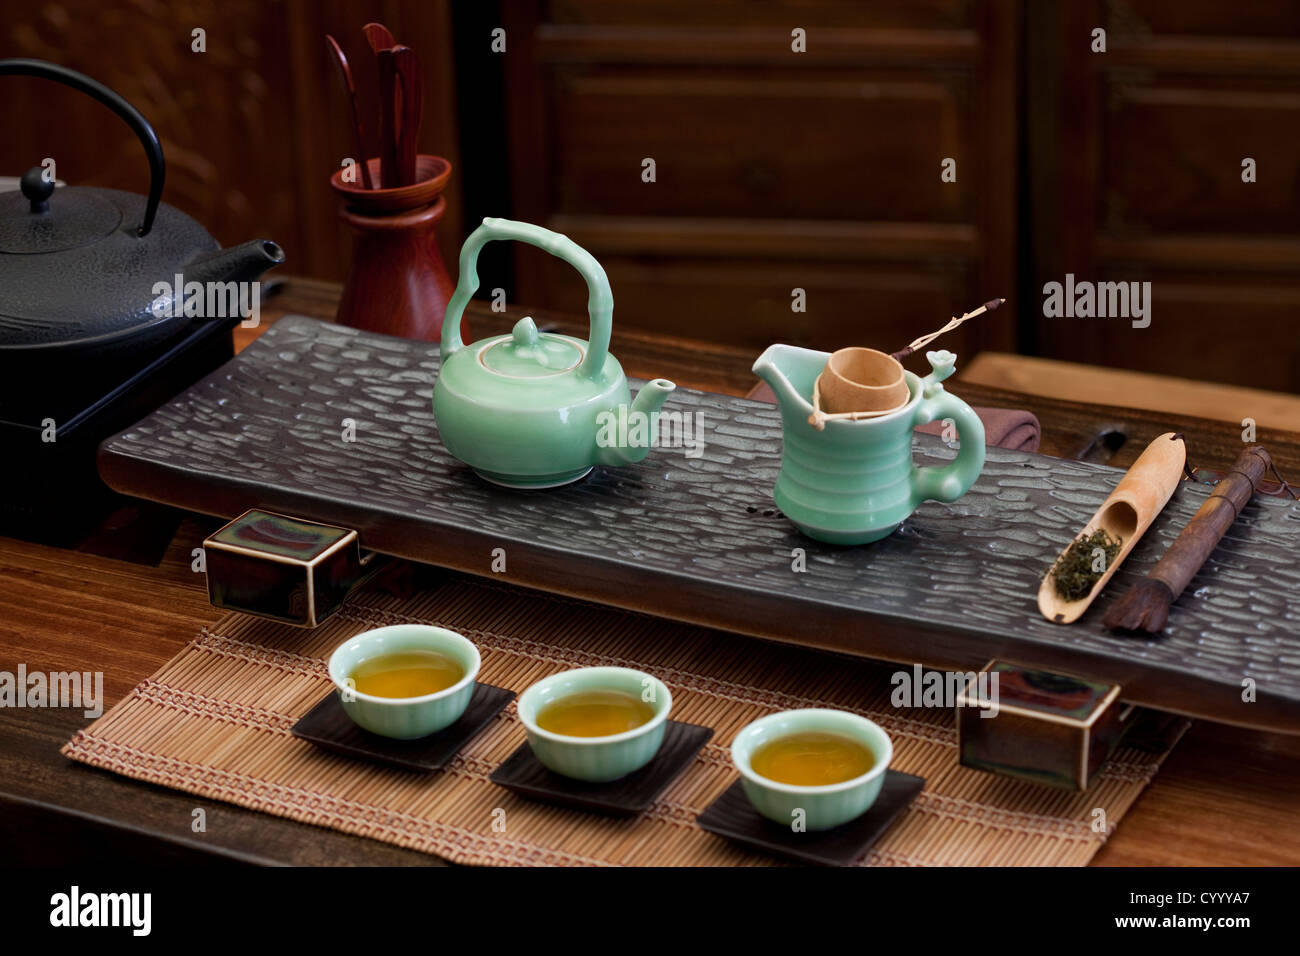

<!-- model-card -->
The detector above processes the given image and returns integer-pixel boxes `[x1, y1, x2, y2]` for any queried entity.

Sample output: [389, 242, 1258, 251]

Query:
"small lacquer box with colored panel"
[957, 661, 1131, 790]
[203, 509, 366, 627]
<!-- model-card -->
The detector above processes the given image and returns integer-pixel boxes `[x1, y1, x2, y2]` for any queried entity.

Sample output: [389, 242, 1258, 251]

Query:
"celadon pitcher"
[752, 344, 985, 544]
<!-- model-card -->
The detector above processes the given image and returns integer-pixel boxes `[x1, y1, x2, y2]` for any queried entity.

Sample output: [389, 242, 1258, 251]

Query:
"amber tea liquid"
[750, 731, 876, 786]
[349, 650, 464, 698]
[536, 690, 656, 737]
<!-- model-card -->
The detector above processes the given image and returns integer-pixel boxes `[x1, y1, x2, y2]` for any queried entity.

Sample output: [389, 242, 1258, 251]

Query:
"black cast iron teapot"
[0, 59, 284, 380]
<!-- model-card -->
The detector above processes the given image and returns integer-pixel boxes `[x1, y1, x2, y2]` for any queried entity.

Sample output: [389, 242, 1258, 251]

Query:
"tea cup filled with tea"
[517, 666, 671, 782]
[327, 625, 480, 739]
[731, 708, 893, 830]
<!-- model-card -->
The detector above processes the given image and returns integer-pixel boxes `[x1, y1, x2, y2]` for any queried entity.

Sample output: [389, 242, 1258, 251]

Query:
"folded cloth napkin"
[744, 382, 1041, 453]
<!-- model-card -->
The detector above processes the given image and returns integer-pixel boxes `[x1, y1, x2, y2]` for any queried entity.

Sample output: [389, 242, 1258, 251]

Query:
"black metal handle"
[0, 58, 165, 237]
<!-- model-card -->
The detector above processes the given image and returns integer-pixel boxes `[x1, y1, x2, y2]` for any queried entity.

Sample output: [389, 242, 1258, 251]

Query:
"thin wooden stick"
[890, 298, 1005, 362]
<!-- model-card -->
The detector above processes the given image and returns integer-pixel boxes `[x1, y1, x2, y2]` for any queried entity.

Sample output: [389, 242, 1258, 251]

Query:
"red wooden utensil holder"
[329, 154, 460, 341]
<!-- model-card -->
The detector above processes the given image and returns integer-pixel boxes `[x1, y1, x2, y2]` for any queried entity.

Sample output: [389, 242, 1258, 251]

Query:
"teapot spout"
[597, 378, 676, 466]
[187, 239, 286, 285]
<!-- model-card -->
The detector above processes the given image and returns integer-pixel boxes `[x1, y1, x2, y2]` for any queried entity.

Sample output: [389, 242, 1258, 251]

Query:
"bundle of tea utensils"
[325, 21, 425, 189]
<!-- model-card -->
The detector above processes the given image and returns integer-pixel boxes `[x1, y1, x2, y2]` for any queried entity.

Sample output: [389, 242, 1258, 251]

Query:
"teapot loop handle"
[0, 58, 165, 237]
[440, 218, 612, 379]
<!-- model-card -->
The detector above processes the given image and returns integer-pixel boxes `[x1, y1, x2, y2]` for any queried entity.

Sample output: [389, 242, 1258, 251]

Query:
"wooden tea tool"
[1038, 432, 1186, 624]
[324, 35, 373, 190]
[1104, 445, 1279, 634]
[391, 44, 423, 186]
[376, 47, 400, 188]
[362, 20, 396, 52]
[363, 22, 401, 188]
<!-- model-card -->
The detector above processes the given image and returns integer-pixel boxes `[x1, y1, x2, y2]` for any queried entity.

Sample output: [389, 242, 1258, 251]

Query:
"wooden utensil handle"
[1149, 446, 1271, 600]
[378, 51, 399, 189]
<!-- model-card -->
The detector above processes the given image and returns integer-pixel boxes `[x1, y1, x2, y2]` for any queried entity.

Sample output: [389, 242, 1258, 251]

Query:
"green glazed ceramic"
[752, 345, 986, 544]
[433, 218, 675, 488]
[516, 666, 671, 782]
[327, 625, 480, 739]
[732, 708, 894, 831]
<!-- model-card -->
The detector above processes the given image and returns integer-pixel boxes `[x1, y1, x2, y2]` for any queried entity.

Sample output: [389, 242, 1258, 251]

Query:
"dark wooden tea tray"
[98, 317, 1300, 733]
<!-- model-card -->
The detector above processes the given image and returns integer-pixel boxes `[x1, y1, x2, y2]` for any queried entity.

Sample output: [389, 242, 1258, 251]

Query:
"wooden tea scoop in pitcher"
[1038, 433, 1186, 624]
[1103, 445, 1282, 633]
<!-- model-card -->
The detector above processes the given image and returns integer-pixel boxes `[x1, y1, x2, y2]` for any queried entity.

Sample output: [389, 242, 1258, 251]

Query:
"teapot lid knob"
[511, 316, 539, 347]
[480, 315, 583, 377]
[20, 166, 54, 213]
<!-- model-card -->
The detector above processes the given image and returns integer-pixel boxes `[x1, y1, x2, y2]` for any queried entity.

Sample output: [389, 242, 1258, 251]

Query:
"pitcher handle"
[909, 385, 985, 505]
[440, 217, 612, 381]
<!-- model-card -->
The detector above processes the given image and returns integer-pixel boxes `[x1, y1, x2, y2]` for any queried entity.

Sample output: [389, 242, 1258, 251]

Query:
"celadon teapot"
[433, 218, 676, 488]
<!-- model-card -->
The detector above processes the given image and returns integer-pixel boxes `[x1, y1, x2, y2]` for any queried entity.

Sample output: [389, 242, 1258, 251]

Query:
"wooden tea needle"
[1037, 433, 1186, 624]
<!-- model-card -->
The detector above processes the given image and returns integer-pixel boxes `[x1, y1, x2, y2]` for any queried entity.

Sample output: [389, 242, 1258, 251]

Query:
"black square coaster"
[291, 682, 515, 772]
[696, 770, 924, 866]
[489, 720, 713, 817]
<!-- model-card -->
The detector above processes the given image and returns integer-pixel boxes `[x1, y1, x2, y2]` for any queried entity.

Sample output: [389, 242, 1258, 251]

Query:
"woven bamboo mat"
[62, 569, 1182, 866]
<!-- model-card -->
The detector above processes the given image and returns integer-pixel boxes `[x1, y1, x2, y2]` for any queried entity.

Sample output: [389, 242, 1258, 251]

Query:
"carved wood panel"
[1038, 0, 1300, 390]
[502, 0, 1020, 358]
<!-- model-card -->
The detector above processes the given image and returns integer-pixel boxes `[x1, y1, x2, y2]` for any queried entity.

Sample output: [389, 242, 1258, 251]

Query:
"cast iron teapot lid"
[0, 58, 283, 355]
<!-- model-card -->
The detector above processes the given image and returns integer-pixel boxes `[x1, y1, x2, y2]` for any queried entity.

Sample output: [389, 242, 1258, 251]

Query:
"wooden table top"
[2, 277, 1297, 866]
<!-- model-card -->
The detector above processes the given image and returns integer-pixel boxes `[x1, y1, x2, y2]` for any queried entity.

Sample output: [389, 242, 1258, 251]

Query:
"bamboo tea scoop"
[1104, 445, 1274, 633]
[1038, 433, 1186, 624]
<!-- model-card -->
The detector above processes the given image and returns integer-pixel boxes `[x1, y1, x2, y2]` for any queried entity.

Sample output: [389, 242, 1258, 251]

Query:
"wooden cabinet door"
[1032, 0, 1300, 391]
[500, 0, 1021, 374]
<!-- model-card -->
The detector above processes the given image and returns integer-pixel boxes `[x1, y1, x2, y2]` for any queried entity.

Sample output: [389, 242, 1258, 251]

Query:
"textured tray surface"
[99, 316, 1300, 731]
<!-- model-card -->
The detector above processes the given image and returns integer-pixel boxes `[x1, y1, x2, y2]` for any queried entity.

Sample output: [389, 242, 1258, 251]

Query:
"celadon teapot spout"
[753, 343, 986, 544]
[433, 218, 676, 488]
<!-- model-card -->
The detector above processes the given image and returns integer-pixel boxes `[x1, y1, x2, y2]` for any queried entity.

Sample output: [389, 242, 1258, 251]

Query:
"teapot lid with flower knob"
[477, 315, 585, 378]
[433, 217, 675, 488]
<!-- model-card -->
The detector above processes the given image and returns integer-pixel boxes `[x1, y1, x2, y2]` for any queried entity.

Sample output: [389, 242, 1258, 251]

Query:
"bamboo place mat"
[63, 569, 1183, 866]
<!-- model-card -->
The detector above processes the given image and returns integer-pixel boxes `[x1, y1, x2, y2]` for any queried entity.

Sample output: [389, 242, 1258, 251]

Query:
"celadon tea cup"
[327, 625, 480, 739]
[732, 708, 894, 831]
[517, 666, 671, 782]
